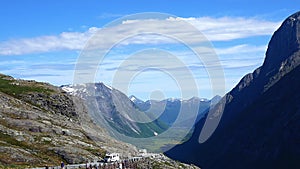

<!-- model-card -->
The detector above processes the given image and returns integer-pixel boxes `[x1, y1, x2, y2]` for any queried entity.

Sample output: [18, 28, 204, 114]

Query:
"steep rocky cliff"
[61, 83, 168, 139]
[166, 11, 300, 169]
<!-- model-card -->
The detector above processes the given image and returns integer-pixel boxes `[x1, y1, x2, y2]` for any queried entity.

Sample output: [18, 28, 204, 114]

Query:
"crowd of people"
[81, 159, 140, 169]
[44, 157, 153, 169]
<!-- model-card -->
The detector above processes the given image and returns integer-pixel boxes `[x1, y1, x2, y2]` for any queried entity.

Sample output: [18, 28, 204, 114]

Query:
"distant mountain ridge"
[60, 84, 220, 152]
[166, 11, 300, 169]
[129, 95, 221, 127]
[62, 83, 168, 138]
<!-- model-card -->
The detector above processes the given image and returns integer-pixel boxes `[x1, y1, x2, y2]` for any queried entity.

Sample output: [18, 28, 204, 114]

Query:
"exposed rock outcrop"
[166, 11, 300, 169]
[0, 74, 137, 167]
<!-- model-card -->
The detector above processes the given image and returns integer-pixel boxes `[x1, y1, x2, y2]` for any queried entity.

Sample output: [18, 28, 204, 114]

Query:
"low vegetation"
[0, 74, 53, 97]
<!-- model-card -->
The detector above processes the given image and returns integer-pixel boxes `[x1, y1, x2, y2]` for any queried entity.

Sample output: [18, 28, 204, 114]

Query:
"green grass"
[0, 132, 66, 167]
[129, 128, 191, 152]
[0, 164, 30, 169]
[0, 132, 32, 150]
[85, 147, 106, 158]
[0, 75, 53, 96]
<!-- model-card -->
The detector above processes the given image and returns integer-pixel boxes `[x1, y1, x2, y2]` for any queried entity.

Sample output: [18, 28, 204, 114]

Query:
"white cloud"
[215, 44, 267, 55]
[181, 16, 280, 41]
[0, 16, 281, 56]
[99, 44, 267, 73]
[0, 27, 100, 55]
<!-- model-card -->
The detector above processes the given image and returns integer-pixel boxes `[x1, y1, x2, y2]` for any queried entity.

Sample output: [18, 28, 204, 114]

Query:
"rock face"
[61, 83, 167, 139]
[0, 75, 137, 167]
[166, 12, 300, 169]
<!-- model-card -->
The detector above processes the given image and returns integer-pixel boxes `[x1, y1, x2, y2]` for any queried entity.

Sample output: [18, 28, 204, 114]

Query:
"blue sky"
[0, 1, 299, 100]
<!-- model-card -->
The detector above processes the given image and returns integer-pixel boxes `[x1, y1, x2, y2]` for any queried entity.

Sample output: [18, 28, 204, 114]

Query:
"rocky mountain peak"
[166, 11, 300, 169]
[229, 11, 300, 103]
[263, 11, 300, 73]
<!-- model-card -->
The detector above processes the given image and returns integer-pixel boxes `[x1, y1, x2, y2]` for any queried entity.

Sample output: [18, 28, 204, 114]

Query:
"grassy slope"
[0, 74, 106, 168]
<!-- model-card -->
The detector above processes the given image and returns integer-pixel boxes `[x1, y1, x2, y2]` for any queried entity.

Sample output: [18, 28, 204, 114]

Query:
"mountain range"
[61, 83, 218, 152]
[0, 74, 200, 168]
[129, 95, 220, 128]
[1, 10, 299, 169]
[165, 11, 300, 169]
[61, 83, 168, 139]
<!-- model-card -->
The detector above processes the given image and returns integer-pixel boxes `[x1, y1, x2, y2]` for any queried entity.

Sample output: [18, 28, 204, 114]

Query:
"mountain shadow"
[165, 11, 300, 169]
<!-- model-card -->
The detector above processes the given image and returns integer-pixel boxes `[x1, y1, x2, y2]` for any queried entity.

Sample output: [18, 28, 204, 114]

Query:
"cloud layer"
[0, 15, 281, 99]
[0, 16, 280, 56]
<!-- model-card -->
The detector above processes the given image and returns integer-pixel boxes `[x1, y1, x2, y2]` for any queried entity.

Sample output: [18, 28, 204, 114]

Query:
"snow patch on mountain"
[61, 86, 75, 93]
[130, 96, 137, 102]
[104, 83, 113, 90]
